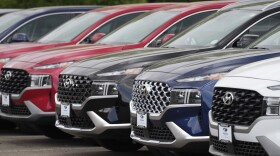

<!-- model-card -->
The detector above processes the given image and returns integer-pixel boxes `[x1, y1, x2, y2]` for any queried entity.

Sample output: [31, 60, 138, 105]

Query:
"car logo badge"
[4, 71, 12, 80]
[64, 78, 74, 89]
[222, 92, 234, 105]
[142, 84, 152, 96]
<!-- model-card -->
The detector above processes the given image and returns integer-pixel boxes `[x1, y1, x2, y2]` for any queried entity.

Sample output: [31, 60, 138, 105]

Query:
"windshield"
[39, 12, 107, 43]
[251, 26, 280, 49]
[97, 11, 179, 45]
[0, 13, 27, 34]
[166, 9, 259, 48]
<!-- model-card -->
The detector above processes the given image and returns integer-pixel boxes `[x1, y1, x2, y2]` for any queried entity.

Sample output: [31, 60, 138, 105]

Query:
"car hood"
[136, 48, 280, 82]
[0, 42, 53, 58]
[61, 47, 199, 77]
[7, 44, 124, 67]
[226, 57, 280, 82]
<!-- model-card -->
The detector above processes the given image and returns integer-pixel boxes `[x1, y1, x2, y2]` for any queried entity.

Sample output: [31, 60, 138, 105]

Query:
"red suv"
[0, 1, 233, 139]
[0, 3, 171, 70]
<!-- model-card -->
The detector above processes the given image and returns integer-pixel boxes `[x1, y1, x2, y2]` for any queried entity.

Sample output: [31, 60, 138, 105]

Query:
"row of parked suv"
[0, 0, 280, 155]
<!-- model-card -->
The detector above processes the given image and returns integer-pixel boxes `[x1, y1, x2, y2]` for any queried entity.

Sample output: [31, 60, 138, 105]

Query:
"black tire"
[0, 119, 16, 130]
[38, 125, 73, 139]
[96, 139, 143, 152]
[16, 123, 42, 135]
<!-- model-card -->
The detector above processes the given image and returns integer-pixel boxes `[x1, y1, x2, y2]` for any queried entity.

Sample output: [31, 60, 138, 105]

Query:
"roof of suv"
[220, 0, 280, 11]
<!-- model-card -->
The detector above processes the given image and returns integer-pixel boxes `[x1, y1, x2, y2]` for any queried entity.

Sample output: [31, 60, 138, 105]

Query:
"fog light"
[170, 89, 201, 105]
[264, 97, 280, 115]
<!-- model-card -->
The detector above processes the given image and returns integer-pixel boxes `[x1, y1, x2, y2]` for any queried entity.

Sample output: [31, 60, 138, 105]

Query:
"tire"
[96, 139, 143, 152]
[38, 125, 73, 139]
[16, 123, 42, 135]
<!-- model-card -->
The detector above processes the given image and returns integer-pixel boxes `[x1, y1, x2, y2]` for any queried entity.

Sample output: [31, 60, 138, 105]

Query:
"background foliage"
[0, 0, 208, 8]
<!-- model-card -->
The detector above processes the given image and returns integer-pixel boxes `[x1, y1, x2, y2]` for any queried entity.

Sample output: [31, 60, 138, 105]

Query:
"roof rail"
[219, 0, 277, 11]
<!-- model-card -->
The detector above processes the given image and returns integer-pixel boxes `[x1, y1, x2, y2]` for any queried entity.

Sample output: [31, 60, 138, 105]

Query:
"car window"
[230, 13, 280, 48]
[147, 10, 216, 47]
[97, 11, 180, 45]
[3, 13, 78, 43]
[81, 12, 144, 44]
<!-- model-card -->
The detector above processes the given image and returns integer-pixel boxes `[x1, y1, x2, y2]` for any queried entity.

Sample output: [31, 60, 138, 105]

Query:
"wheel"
[16, 123, 42, 135]
[96, 139, 143, 152]
[38, 125, 73, 139]
[0, 119, 16, 130]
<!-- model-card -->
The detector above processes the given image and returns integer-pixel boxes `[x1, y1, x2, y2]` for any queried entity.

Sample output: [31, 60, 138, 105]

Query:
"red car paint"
[0, 3, 172, 69]
[2, 1, 234, 117]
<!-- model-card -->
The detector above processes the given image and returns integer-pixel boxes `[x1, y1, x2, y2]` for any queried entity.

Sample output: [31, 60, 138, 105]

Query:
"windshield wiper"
[250, 46, 269, 50]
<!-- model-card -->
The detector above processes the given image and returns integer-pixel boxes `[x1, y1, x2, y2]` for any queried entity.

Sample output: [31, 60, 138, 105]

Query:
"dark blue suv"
[130, 20, 280, 155]
[0, 6, 100, 43]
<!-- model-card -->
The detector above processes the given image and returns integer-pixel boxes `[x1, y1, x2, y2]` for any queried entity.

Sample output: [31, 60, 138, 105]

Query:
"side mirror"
[156, 34, 175, 46]
[91, 33, 106, 43]
[237, 34, 259, 48]
[11, 33, 29, 43]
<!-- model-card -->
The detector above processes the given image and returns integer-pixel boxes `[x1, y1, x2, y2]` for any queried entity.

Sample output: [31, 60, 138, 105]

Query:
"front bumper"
[55, 94, 131, 138]
[0, 87, 55, 124]
[130, 101, 209, 149]
[209, 111, 280, 156]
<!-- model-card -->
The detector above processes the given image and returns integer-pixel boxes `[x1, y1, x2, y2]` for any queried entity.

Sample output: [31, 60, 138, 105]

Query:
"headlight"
[268, 85, 280, 90]
[170, 89, 201, 105]
[0, 58, 11, 64]
[264, 97, 280, 115]
[91, 82, 118, 96]
[177, 73, 227, 82]
[30, 75, 51, 87]
[97, 68, 143, 77]
[33, 61, 74, 70]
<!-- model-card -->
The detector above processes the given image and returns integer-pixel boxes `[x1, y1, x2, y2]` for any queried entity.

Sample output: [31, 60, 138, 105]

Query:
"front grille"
[211, 136, 268, 156]
[0, 69, 30, 94]
[132, 122, 175, 142]
[212, 87, 265, 126]
[57, 113, 94, 129]
[132, 80, 171, 114]
[0, 105, 31, 116]
[57, 75, 92, 104]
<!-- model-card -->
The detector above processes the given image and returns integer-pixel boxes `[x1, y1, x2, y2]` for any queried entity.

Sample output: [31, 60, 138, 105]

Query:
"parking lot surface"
[0, 129, 152, 156]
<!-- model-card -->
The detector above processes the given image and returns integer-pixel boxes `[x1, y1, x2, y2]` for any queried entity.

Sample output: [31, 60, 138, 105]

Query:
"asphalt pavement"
[0, 129, 152, 156]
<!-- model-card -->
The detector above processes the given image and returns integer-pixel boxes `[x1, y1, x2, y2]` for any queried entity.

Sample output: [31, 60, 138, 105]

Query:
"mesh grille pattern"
[0, 69, 30, 94]
[132, 80, 171, 114]
[212, 87, 264, 126]
[211, 136, 268, 156]
[57, 75, 92, 104]
[132, 122, 175, 142]
[0, 105, 31, 115]
[57, 113, 94, 129]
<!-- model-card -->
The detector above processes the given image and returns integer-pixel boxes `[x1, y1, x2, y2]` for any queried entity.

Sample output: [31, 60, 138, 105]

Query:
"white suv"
[209, 57, 280, 156]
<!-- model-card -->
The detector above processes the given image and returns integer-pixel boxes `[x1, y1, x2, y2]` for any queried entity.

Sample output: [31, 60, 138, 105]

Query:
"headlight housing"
[91, 82, 118, 96]
[0, 58, 11, 64]
[30, 75, 51, 87]
[264, 97, 280, 115]
[97, 68, 143, 77]
[33, 61, 74, 70]
[177, 73, 227, 82]
[170, 89, 201, 105]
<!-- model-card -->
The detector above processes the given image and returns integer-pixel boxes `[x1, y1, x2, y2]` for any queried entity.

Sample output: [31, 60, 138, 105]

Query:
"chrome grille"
[212, 87, 265, 126]
[132, 80, 171, 114]
[0, 68, 30, 94]
[57, 74, 92, 104]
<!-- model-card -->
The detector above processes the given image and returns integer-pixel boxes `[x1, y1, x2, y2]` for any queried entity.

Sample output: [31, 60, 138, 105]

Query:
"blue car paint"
[136, 50, 280, 136]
